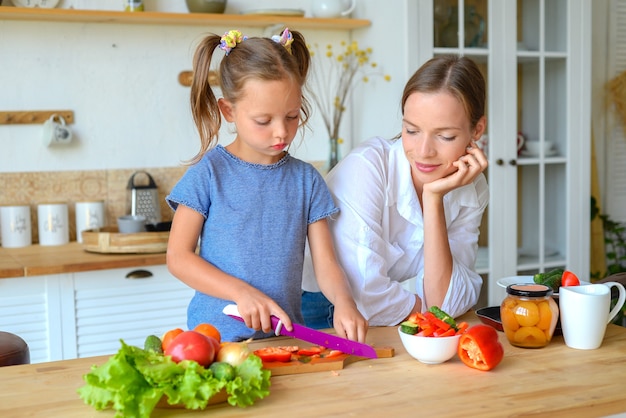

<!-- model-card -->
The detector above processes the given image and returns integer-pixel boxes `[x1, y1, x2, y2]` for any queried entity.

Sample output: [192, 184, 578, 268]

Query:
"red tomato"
[206, 335, 221, 357]
[254, 347, 293, 362]
[561, 270, 580, 287]
[164, 330, 216, 367]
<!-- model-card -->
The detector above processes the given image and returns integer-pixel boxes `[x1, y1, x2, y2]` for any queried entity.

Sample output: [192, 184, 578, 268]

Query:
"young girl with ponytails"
[166, 29, 368, 343]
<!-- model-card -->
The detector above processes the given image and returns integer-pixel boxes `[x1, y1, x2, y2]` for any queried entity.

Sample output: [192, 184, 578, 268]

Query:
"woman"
[303, 55, 488, 327]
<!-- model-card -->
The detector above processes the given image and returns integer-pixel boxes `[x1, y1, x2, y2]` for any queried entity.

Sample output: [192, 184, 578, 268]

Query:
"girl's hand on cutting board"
[333, 300, 369, 343]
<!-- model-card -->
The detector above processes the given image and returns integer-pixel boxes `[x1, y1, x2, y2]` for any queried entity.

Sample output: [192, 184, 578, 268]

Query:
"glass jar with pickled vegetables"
[500, 284, 559, 348]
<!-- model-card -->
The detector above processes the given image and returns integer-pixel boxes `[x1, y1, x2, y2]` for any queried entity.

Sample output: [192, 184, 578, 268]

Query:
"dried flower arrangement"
[607, 69, 626, 135]
[308, 40, 390, 169]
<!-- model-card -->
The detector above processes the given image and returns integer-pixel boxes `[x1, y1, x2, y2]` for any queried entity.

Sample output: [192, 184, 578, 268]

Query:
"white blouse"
[302, 137, 488, 325]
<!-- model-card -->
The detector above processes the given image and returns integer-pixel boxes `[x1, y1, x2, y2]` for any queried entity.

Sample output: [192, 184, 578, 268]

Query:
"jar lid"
[506, 283, 553, 297]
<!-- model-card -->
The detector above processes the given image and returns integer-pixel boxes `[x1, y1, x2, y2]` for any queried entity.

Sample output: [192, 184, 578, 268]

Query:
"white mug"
[524, 140, 555, 156]
[75, 201, 105, 243]
[42, 114, 73, 147]
[559, 282, 626, 350]
[311, 0, 356, 18]
[38, 202, 69, 246]
[0, 205, 32, 248]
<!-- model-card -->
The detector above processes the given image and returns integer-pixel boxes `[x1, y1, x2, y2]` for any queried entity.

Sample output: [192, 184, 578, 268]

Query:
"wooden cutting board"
[81, 226, 169, 254]
[256, 345, 395, 376]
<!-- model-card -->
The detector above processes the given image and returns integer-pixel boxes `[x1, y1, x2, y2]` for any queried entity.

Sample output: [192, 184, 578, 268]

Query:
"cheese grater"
[127, 171, 161, 225]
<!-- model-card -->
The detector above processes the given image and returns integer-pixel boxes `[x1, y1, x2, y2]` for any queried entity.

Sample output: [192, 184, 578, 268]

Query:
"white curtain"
[606, 0, 626, 222]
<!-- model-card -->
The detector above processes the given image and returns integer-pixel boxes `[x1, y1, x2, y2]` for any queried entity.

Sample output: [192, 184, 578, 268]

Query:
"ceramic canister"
[75, 200, 105, 243]
[38, 202, 69, 246]
[0, 205, 32, 248]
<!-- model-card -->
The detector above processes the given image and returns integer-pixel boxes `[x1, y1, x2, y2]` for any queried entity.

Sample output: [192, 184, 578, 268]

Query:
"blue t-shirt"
[166, 145, 338, 342]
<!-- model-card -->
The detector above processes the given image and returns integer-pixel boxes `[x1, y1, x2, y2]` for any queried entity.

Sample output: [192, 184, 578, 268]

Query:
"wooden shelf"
[0, 110, 74, 125]
[0, 7, 371, 30]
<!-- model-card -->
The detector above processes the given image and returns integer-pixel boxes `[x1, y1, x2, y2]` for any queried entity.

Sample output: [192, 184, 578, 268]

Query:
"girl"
[166, 29, 368, 342]
[303, 55, 489, 326]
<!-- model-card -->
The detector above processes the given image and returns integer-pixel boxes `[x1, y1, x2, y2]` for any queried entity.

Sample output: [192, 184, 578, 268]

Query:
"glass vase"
[328, 137, 340, 171]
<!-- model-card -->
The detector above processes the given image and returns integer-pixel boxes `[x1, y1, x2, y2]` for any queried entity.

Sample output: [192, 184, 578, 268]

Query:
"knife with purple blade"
[222, 304, 378, 359]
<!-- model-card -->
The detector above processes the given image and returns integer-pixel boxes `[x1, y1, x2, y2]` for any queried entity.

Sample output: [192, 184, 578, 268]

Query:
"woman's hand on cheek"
[425, 142, 488, 196]
[455, 143, 488, 176]
[462, 142, 488, 176]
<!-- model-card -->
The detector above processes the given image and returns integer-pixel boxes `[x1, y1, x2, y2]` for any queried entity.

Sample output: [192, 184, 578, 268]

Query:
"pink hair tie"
[272, 28, 293, 54]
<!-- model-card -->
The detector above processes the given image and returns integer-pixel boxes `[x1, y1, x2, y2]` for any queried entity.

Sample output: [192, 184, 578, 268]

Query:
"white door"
[419, 0, 590, 306]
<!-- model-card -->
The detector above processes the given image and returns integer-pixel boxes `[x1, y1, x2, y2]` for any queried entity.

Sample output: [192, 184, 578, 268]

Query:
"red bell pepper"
[417, 326, 435, 337]
[297, 346, 324, 356]
[276, 346, 300, 353]
[408, 312, 425, 323]
[456, 321, 469, 334]
[324, 349, 344, 358]
[457, 324, 504, 371]
[254, 347, 293, 363]
[434, 328, 456, 337]
[424, 311, 452, 331]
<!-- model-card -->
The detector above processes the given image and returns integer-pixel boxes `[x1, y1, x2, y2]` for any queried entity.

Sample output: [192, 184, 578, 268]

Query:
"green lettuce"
[77, 340, 271, 418]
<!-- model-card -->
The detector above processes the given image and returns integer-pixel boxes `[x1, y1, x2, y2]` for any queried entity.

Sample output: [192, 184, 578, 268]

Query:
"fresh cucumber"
[543, 275, 562, 292]
[533, 272, 545, 284]
[533, 268, 564, 292]
[400, 320, 419, 335]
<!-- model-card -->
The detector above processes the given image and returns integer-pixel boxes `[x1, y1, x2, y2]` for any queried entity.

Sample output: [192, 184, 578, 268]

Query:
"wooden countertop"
[0, 242, 166, 278]
[1, 313, 626, 417]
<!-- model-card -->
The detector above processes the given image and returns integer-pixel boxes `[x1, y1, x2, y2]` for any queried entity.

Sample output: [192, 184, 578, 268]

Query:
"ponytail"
[188, 35, 222, 165]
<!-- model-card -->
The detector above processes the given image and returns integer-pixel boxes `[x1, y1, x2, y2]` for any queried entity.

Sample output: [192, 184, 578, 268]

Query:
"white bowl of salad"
[398, 307, 467, 364]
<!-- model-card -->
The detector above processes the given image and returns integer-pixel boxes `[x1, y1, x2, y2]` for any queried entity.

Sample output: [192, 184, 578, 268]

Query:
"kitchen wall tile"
[0, 167, 186, 244]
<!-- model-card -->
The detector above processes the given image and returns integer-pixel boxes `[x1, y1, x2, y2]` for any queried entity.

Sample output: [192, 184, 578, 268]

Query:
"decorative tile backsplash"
[0, 167, 186, 243]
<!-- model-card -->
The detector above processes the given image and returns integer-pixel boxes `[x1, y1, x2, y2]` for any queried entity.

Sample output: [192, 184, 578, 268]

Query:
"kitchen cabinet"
[419, 0, 591, 305]
[0, 275, 67, 364]
[68, 265, 194, 359]
[0, 265, 194, 363]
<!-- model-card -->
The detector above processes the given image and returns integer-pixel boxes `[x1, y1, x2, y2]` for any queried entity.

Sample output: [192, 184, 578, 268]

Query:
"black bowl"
[475, 306, 503, 331]
[145, 221, 172, 232]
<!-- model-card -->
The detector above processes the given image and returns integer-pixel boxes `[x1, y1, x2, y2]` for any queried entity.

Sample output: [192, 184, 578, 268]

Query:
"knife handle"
[222, 304, 242, 318]
[223, 304, 291, 337]
[270, 315, 295, 338]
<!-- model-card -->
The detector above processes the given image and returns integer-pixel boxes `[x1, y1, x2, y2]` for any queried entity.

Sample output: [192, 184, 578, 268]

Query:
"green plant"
[590, 196, 626, 280]
[591, 196, 626, 325]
